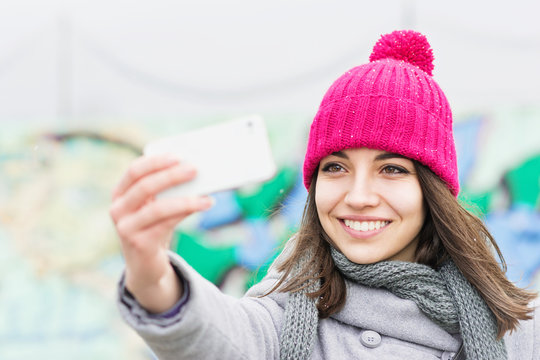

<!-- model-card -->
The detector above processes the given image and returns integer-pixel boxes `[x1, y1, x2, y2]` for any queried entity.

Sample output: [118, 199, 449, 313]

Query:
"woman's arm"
[118, 251, 284, 360]
[111, 155, 285, 359]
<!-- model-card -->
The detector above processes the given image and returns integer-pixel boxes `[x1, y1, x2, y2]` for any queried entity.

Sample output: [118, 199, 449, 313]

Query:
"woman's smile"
[340, 217, 391, 238]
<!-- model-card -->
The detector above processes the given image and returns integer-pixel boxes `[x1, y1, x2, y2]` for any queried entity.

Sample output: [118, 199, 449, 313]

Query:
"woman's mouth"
[342, 219, 391, 232]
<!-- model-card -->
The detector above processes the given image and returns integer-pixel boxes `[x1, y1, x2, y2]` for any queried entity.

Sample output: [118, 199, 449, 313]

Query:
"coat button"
[360, 330, 381, 348]
[441, 351, 456, 360]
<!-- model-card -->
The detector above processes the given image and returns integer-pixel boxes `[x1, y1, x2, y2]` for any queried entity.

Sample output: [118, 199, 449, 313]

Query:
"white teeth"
[343, 219, 389, 232]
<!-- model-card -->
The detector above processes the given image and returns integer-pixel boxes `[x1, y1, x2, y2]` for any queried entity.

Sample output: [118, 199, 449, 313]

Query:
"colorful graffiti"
[453, 114, 540, 288]
[0, 110, 539, 359]
[174, 116, 540, 293]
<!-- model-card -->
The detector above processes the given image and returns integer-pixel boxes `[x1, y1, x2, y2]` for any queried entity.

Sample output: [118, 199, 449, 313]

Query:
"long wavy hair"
[267, 161, 537, 338]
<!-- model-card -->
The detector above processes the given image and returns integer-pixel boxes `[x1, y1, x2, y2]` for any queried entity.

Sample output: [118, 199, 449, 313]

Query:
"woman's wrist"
[126, 263, 184, 314]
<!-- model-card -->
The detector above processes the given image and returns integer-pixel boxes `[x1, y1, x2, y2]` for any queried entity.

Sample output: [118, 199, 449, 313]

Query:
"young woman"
[110, 30, 539, 360]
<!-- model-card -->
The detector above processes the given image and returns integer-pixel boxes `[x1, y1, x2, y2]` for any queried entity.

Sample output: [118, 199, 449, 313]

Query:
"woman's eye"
[381, 165, 408, 174]
[321, 163, 344, 173]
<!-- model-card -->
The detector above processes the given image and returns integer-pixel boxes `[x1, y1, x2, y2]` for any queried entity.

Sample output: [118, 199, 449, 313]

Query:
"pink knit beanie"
[303, 30, 459, 196]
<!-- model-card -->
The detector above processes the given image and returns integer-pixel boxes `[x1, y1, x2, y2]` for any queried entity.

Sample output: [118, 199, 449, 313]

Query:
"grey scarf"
[279, 247, 507, 360]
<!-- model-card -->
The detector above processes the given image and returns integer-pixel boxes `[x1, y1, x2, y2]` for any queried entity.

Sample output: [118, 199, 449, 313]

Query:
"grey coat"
[118, 251, 539, 360]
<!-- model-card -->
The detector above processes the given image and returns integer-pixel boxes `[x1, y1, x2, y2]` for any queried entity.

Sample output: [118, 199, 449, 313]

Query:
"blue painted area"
[486, 205, 540, 287]
[454, 117, 483, 185]
[278, 169, 308, 229]
[235, 218, 277, 271]
[197, 190, 242, 230]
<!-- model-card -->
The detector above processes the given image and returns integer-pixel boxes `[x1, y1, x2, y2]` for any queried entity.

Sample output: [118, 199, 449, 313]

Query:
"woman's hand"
[110, 155, 213, 313]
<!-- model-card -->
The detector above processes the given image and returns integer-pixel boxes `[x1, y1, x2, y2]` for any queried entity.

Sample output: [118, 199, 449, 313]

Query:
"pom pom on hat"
[369, 30, 434, 76]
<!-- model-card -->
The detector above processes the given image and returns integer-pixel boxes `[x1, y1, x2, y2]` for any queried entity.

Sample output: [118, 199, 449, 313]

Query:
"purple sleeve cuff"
[148, 267, 190, 319]
[119, 263, 190, 324]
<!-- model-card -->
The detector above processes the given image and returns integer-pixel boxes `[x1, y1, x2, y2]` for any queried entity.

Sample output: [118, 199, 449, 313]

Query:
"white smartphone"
[144, 115, 277, 197]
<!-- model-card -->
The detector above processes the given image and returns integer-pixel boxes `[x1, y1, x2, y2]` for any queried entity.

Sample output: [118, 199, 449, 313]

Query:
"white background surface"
[1, 0, 539, 124]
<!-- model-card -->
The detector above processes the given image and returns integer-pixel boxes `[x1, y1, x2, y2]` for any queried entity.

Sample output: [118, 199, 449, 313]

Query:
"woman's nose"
[343, 174, 380, 209]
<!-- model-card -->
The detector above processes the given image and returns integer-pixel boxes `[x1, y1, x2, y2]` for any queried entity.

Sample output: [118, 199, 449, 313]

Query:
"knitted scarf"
[278, 247, 507, 360]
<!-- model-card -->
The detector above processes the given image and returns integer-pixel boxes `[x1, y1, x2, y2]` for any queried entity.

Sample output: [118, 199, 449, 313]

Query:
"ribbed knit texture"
[279, 247, 507, 360]
[303, 30, 459, 196]
[278, 261, 319, 360]
[439, 261, 508, 359]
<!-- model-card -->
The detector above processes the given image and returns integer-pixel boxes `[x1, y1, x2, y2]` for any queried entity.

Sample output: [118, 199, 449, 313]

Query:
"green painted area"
[458, 189, 494, 216]
[235, 166, 298, 218]
[172, 231, 237, 285]
[505, 154, 540, 207]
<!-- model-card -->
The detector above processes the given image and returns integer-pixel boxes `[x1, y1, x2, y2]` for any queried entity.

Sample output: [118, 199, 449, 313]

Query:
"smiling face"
[315, 148, 426, 264]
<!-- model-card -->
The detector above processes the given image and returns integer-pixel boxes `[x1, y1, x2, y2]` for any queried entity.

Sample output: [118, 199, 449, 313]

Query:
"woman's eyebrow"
[374, 152, 409, 161]
[329, 151, 348, 159]
[327, 151, 409, 161]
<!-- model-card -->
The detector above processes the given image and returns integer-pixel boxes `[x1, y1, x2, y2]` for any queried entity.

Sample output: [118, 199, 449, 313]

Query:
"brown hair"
[268, 162, 537, 338]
